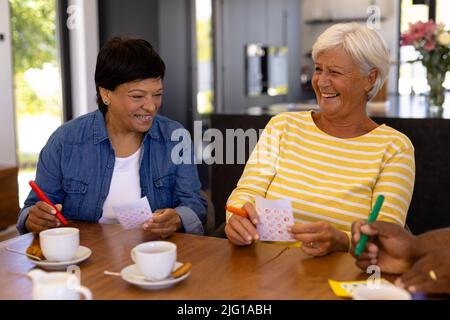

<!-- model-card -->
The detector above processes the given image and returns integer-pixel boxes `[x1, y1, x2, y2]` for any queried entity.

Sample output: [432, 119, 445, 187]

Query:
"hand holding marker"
[354, 195, 384, 257]
[29, 180, 68, 226]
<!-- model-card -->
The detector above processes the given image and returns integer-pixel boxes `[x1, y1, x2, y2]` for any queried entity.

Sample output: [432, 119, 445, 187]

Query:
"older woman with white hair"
[225, 23, 415, 257]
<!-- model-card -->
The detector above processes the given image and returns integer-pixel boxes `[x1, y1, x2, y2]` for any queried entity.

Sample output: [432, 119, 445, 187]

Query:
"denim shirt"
[17, 110, 207, 235]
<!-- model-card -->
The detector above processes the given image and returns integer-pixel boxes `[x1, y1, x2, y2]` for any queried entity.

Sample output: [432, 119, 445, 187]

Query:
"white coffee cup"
[131, 241, 177, 281]
[39, 227, 80, 262]
[353, 286, 412, 300]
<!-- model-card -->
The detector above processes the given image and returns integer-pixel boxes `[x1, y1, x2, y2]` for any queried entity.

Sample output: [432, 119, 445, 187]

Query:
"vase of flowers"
[401, 20, 450, 113]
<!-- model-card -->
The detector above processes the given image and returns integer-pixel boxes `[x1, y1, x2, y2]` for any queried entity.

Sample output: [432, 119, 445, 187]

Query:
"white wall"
[0, 0, 17, 166]
[301, 0, 399, 94]
[68, 0, 100, 117]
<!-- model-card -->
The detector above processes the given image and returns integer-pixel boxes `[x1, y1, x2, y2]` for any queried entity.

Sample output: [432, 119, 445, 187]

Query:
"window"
[10, 0, 64, 205]
[195, 0, 214, 114]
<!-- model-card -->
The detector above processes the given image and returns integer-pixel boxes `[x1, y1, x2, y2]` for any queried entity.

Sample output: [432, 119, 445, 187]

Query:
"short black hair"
[94, 36, 166, 114]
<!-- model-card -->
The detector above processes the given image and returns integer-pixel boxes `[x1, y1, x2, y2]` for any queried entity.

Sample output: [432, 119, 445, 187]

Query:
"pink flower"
[401, 19, 450, 74]
[422, 20, 437, 38]
[404, 20, 437, 44]
[423, 39, 436, 51]
[401, 33, 415, 46]
[408, 21, 427, 40]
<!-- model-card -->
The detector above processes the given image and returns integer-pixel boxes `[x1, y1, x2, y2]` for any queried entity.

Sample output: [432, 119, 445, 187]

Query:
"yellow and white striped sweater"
[226, 111, 415, 241]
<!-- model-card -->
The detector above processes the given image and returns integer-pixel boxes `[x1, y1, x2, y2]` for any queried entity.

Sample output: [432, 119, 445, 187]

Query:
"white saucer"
[121, 262, 190, 290]
[28, 246, 92, 270]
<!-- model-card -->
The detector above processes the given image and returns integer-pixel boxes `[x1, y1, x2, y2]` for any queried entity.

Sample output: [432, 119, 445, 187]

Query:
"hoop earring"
[104, 100, 110, 106]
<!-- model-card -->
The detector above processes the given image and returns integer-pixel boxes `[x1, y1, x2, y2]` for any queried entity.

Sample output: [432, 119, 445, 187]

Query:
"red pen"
[29, 180, 68, 225]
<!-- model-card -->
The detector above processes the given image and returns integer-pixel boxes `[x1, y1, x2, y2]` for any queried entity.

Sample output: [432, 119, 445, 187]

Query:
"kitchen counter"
[234, 93, 450, 119]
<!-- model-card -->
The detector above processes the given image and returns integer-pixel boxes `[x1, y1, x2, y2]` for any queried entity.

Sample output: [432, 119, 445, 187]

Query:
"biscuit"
[171, 262, 192, 278]
[26, 235, 45, 260]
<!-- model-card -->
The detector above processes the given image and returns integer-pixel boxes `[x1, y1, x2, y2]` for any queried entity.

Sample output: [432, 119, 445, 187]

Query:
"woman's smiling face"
[312, 47, 375, 118]
[101, 77, 163, 134]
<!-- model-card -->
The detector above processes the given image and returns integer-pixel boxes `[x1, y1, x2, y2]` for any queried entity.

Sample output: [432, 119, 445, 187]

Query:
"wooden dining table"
[0, 221, 394, 300]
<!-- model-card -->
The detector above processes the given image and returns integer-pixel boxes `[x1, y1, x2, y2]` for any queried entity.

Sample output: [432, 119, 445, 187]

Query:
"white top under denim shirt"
[99, 147, 142, 224]
[17, 110, 207, 235]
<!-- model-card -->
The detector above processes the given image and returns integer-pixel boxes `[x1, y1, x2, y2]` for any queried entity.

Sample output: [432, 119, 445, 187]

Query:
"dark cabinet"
[0, 166, 20, 229]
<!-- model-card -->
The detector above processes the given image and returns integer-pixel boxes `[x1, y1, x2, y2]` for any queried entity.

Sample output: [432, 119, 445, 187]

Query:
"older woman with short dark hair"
[225, 23, 415, 257]
[17, 37, 207, 236]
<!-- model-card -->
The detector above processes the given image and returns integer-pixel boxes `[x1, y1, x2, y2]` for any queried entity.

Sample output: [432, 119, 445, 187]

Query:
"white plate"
[121, 262, 190, 290]
[28, 246, 92, 270]
[352, 285, 412, 300]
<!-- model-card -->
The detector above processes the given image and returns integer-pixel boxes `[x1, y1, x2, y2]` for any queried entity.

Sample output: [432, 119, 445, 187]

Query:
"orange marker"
[224, 205, 248, 218]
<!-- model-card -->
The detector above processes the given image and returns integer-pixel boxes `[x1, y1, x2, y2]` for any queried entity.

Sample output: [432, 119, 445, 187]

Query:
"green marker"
[355, 195, 385, 257]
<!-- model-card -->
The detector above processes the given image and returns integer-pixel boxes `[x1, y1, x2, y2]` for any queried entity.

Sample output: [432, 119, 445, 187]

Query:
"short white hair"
[312, 23, 390, 100]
